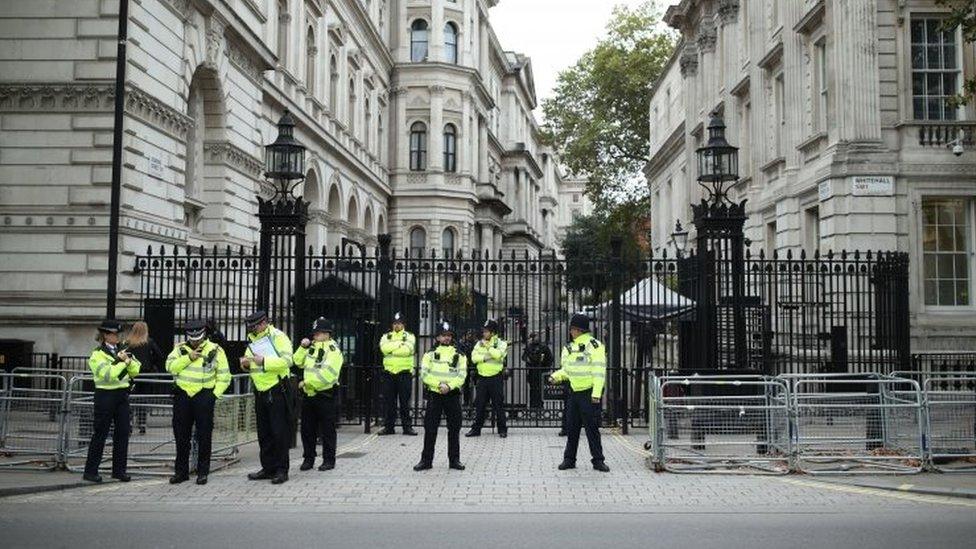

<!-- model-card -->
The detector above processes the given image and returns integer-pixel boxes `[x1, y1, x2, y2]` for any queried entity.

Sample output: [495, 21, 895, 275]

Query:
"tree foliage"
[561, 200, 649, 301]
[542, 2, 676, 206]
[938, 0, 975, 106]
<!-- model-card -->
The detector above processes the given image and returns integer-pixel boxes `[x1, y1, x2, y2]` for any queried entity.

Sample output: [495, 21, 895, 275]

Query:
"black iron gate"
[135, 235, 910, 431]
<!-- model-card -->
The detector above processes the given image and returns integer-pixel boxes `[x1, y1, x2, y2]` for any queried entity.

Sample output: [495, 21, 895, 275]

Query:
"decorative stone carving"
[203, 140, 264, 176]
[164, 0, 191, 20]
[227, 39, 265, 83]
[0, 83, 114, 112]
[679, 46, 699, 78]
[718, 0, 740, 25]
[204, 15, 226, 69]
[125, 86, 193, 138]
[696, 18, 718, 53]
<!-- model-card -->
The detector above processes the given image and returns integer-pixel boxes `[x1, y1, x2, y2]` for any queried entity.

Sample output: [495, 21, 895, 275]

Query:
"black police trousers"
[563, 389, 605, 464]
[470, 374, 507, 434]
[301, 390, 337, 462]
[84, 388, 130, 477]
[383, 370, 413, 430]
[172, 387, 215, 477]
[255, 384, 290, 475]
[421, 390, 461, 463]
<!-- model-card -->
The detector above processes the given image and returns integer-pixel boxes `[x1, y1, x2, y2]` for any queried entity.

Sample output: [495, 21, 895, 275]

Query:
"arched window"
[365, 96, 372, 149]
[410, 227, 427, 258]
[348, 77, 356, 133]
[443, 124, 457, 172]
[329, 55, 338, 111]
[410, 20, 428, 62]
[441, 227, 456, 258]
[276, 0, 289, 66]
[444, 22, 458, 64]
[305, 26, 316, 95]
[410, 122, 427, 171]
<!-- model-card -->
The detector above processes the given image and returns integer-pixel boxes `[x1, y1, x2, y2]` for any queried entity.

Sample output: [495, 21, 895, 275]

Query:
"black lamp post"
[264, 109, 306, 200]
[257, 109, 309, 345]
[695, 112, 739, 205]
[687, 111, 749, 372]
[670, 220, 689, 257]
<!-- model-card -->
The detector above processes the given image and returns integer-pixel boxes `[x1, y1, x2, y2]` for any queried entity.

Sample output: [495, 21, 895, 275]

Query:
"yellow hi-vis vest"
[293, 340, 343, 396]
[88, 345, 141, 390]
[471, 335, 508, 377]
[244, 325, 294, 392]
[420, 345, 467, 393]
[165, 339, 232, 398]
[551, 333, 607, 399]
[379, 329, 415, 374]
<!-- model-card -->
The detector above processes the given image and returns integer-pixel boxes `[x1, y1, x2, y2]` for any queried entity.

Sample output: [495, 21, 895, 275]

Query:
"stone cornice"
[0, 82, 114, 112]
[125, 86, 193, 138]
[203, 140, 264, 177]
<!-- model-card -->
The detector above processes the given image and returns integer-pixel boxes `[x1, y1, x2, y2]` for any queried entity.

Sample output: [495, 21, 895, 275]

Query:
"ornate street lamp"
[670, 220, 689, 256]
[695, 111, 739, 205]
[264, 109, 306, 200]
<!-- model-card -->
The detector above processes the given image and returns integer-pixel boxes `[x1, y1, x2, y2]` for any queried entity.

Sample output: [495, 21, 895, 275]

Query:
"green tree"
[542, 2, 676, 205]
[937, 0, 975, 107]
[561, 200, 648, 302]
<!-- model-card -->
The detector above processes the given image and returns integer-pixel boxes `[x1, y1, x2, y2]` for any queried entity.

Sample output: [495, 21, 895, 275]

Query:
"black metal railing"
[133, 237, 911, 430]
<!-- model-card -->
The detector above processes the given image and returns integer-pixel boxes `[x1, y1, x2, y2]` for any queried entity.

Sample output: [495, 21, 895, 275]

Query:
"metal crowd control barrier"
[895, 371, 976, 472]
[649, 375, 791, 474]
[62, 374, 256, 476]
[785, 373, 924, 474]
[0, 372, 68, 470]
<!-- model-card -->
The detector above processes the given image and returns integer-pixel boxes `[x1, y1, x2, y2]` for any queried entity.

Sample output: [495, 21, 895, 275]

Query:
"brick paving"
[4, 427, 971, 512]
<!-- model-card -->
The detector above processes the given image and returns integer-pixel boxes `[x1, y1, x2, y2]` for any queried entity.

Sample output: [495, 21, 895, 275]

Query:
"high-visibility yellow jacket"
[165, 339, 232, 398]
[293, 340, 343, 396]
[88, 345, 141, 390]
[471, 335, 508, 377]
[420, 345, 467, 393]
[551, 333, 607, 399]
[379, 329, 415, 374]
[244, 324, 293, 392]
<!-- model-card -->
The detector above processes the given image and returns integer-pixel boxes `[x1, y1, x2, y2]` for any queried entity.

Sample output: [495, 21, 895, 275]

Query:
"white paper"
[248, 336, 279, 358]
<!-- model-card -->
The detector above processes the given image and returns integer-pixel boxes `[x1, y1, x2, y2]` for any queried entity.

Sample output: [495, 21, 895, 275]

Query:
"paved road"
[2, 429, 974, 548]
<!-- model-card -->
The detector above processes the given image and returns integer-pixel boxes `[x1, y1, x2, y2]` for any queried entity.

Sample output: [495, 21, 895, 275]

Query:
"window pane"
[937, 226, 954, 251]
[924, 254, 937, 279]
[957, 281, 970, 306]
[944, 46, 956, 70]
[924, 280, 937, 305]
[911, 20, 924, 43]
[937, 254, 954, 278]
[911, 45, 925, 69]
[926, 20, 940, 41]
[927, 45, 942, 69]
[927, 98, 942, 120]
[954, 254, 969, 278]
[913, 98, 925, 119]
[954, 227, 968, 251]
[939, 281, 956, 305]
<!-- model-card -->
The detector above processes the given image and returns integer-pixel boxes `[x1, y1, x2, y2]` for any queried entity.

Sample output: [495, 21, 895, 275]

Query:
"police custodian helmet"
[437, 321, 454, 337]
[483, 319, 500, 333]
[569, 313, 590, 332]
[312, 317, 334, 334]
[184, 319, 207, 341]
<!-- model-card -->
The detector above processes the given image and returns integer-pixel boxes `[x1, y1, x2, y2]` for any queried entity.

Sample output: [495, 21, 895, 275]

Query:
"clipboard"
[248, 336, 279, 358]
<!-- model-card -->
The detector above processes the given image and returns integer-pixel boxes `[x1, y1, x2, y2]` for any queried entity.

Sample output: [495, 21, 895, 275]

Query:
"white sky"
[489, 0, 660, 109]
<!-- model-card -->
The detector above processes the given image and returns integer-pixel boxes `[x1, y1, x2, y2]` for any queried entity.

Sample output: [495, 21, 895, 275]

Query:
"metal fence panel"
[651, 375, 791, 474]
[920, 374, 976, 472]
[62, 375, 256, 476]
[788, 374, 924, 474]
[0, 372, 67, 470]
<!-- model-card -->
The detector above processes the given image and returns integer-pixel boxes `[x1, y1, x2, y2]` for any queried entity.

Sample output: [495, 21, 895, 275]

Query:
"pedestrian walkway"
[3, 428, 975, 512]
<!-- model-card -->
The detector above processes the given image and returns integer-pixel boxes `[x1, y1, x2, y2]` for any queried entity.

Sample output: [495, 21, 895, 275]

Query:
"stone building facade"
[0, 0, 571, 353]
[645, 0, 976, 350]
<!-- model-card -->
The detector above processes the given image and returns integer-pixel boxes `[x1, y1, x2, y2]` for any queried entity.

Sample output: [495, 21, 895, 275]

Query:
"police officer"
[378, 312, 418, 436]
[549, 314, 610, 472]
[165, 319, 231, 485]
[414, 321, 466, 471]
[466, 319, 508, 438]
[83, 320, 141, 483]
[295, 317, 343, 472]
[523, 330, 553, 410]
[240, 311, 294, 484]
